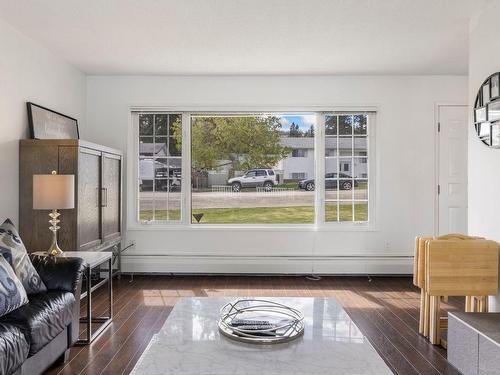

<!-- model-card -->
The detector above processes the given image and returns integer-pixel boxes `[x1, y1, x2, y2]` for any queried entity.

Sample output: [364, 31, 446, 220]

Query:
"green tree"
[289, 122, 302, 137]
[185, 116, 290, 171]
[305, 124, 314, 137]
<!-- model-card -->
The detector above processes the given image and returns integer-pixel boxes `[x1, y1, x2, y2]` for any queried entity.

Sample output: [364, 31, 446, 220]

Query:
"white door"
[438, 105, 468, 235]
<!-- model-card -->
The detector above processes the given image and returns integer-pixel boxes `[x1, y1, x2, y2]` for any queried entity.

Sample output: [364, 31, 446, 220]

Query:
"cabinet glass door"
[78, 148, 102, 250]
[102, 153, 121, 242]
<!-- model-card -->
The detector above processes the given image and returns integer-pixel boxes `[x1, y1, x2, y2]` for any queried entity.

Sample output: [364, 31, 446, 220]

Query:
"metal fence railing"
[210, 185, 297, 195]
[255, 187, 295, 195]
[211, 185, 236, 193]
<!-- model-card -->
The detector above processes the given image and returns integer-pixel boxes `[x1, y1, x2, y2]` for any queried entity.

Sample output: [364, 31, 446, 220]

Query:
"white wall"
[0, 18, 86, 223]
[86, 75, 467, 274]
[468, 2, 500, 309]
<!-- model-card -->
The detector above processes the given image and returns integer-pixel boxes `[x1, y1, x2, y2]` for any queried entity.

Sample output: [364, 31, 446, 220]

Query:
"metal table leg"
[76, 260, 113, 345]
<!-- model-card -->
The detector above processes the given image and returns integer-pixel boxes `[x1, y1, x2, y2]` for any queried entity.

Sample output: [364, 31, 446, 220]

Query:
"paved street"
[139, 189, 367, 209]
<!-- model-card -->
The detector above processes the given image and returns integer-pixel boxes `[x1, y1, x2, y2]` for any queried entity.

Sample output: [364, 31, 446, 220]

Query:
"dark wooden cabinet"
[19, 139, 122, 255]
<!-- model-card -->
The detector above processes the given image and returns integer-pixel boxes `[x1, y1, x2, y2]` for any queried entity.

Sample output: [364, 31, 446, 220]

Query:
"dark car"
[298, 173, 358, 191]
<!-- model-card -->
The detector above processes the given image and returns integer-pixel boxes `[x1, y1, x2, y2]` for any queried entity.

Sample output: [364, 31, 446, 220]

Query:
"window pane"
[139, 114, 154, 136]
[354, 158, 368, 178]
[354, 137, 367, 156]
[191, 113, 315, 224]
[325, 137, 337, 156]
[168, 191, 181, 220]
[338, 157, 353, 176]
[155, 158, 169, 180]
[169, 115, 182, 155]
[325, 115, 337, 135]
[169, 114, 181, 135]
[153, 137, 168, 157]
[139, 180, 154, 221]
[339, 202, 353, 221]
[325, 201, 339, 222]
[139, 158, 155, 181]
[155, 114, 168, 136]
[354, 202, 368, 221]
[325, 157, 339, 200]
[139, 139, 154, 157]
[325, 180, 339, 200]
[354, 180, 368, 200]
[338, 137, 352, 156]
[154, 195, 168, 219]
[169, 137, 181, 156]
[353, 114, 367, 135]
[339, 115, 352, 135]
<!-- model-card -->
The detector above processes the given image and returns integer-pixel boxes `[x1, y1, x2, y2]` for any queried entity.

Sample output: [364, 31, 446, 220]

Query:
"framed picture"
[475, 106, 487, 123]
[483, 82, 491, 104]
[491, 74, 500, 99]
[492, 122, 500, 147]
[27, 102, 79, 139]
[488, 99, 500, 122]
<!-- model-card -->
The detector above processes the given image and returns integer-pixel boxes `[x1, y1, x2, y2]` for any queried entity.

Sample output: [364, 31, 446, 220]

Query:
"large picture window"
[191, 113, 315, 224]
[132, 110, 374, 227]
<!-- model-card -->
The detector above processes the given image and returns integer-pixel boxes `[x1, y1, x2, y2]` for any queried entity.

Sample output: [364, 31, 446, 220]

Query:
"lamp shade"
[33, 174, 75, 209]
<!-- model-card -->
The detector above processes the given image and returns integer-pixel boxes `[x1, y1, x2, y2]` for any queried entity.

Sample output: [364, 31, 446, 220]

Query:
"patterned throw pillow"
[0, 255, 28, 317]
[0, 219, 46, 294]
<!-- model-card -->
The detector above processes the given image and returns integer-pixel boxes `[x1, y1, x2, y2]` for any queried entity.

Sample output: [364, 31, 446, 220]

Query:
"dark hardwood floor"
[45, 275, 463, 375]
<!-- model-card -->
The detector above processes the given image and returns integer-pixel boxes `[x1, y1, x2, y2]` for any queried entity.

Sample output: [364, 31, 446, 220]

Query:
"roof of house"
[139, 143, 167, 155]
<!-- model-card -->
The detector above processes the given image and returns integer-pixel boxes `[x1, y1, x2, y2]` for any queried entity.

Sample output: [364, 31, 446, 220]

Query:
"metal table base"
[76, 257, 113, 345]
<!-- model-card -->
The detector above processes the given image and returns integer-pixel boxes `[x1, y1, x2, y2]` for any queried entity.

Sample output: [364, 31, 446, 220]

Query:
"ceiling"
[0, 0, 489, 75]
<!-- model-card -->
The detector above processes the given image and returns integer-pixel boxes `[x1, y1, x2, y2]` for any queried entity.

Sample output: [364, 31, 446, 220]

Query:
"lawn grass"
[141, 204, 368, 223]
[325, 203, 368, 222]
[275, 182, 300, 189]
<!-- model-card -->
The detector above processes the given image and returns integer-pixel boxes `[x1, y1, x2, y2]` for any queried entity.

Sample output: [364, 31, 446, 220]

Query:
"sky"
[279, 114, 316, 132]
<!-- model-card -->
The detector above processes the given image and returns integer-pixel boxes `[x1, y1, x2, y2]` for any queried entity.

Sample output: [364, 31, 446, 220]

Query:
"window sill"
[127, 222, 379, 232]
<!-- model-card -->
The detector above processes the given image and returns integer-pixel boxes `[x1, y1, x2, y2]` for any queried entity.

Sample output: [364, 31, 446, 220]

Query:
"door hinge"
[438, 184, 440, 194]
[438, 122, 441, 132]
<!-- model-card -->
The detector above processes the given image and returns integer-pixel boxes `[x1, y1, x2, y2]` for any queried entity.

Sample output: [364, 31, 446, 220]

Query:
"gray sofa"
[0, 255, 85, 375]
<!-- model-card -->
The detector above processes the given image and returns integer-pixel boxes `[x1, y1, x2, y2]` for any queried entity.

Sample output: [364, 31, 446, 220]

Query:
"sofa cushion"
[0, 219, 46, 294]
[0, 256, 29, 317]
[1, 291, 75, 355]
[0, 323, 29, 375]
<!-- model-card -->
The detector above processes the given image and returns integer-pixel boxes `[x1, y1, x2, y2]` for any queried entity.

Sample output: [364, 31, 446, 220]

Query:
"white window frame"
[321, 112, 376, 228]
[128, 106, 377, 231]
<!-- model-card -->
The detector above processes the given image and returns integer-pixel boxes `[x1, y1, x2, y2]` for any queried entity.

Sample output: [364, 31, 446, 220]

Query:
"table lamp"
[33, 171, 75, 256]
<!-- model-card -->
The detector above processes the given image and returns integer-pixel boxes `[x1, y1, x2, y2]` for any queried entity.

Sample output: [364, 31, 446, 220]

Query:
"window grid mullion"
[351, 116, 354, 222]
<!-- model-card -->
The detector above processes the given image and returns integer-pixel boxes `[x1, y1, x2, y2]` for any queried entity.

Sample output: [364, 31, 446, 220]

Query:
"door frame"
[434, 103, 468, 236]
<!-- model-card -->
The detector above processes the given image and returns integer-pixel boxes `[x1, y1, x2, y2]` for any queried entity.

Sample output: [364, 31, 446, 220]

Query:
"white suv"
[227, 169, 278, 192]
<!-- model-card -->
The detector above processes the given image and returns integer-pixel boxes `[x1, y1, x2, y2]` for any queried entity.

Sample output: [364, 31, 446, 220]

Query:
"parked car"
[298, 173, 358, 191]
[228, 169, 278, 192]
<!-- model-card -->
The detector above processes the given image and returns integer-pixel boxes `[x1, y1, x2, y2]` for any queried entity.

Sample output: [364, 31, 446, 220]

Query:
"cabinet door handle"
[101, 188, 108, 207]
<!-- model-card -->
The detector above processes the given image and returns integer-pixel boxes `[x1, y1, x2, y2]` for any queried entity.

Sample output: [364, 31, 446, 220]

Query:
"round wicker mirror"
[474, 72, 500, 147]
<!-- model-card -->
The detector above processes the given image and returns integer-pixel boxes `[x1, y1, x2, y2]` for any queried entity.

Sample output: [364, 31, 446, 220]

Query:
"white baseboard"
[121, 255, 413, 275]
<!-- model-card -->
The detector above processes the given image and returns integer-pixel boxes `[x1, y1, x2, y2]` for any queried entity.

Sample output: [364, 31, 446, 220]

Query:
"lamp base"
[47, 209, 63, 256]
[47, 241, 63, 256]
